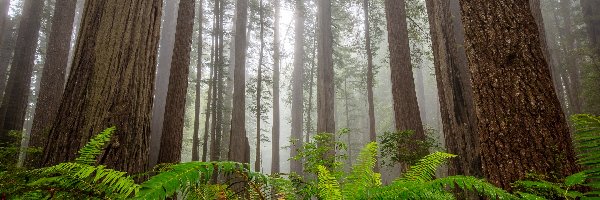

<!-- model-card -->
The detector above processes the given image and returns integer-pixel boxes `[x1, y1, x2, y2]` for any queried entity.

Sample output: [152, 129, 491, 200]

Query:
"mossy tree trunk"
[42, 0, 162, 175]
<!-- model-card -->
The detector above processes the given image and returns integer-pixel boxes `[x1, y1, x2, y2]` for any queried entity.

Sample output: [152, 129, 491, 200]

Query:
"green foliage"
[75, 127, 114, 165]
[378, 130, 441, 167]
[317, 165, 343, 200]
[0, 130, 42, 171]
[341, 142, 381, 199]
[292, 131, 347, 176]
[400, 152, 456, 182]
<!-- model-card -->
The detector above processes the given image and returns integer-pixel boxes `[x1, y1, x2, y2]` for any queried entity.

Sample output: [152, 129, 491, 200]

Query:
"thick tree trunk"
[317, 0, 335, 165]
[271, 0, 281, 174]
[0, 0, 44, 145]
[290, 0, 305, 175]
[458, 0, 579, 189]
[150, 0, 180, 167]
[42, 0, 162, 174]
[28, 0, 78, 166]
[384, 0, 426, 158]
[192, 0, 204, 162]
[228, 0, 249, 164]
[425, 0, 481, 178]
[158, 0, 195, 164]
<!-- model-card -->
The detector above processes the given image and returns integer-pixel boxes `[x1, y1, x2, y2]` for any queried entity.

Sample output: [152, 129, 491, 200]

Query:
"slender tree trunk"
[384, 0, 426, 159]
[42, 0, 162, 174]
[27, 0, 78, 166]
[0, 0, 10, 48]
[150, 0, 180, 167]
[255, 0, 265, 172]
[290, 0, 305, 175]
[457, 0, 579, 189]
[202, 56, 213, 162]
[229, 0, 249, 164]
[271, 0, 281, 174]
[580, 0, 600, 115]
[363, 0, 376, 148]
[0, 18, 16, 103]
[0, 0, 44, 145]
[210, 0, 223, 163]
[559, 0, 581, 115]
[306, 37, 316, 144]
[192, 0, 204, 162]
[425, 0, 481, 178]
[344, 79, 351, 166]
[317, 0, 335, 165]
[158, 0, 196, 164]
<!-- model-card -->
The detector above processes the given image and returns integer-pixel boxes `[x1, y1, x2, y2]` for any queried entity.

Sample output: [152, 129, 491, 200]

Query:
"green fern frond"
[317, 165, 342, 200]
[342, 142, 381, 199]
[75, 127, 115, 165]
[433, 176, 518, 199]
[400, 152, 456, 182]
[135, 161, 242, 200]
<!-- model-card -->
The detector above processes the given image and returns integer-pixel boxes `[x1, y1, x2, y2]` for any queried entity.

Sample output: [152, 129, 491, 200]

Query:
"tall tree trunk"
[228, 0, 249, 164]
[158, 0, 196, 164]
[317, 0, 335, 165]
[0, 18, 16, 103]
[271, 0, 281, 174]
[192, 0, 204, 162]
[425, 0, 481, 178]
[150, 0, 180, 167]
[255, 0, 265, 172]
[582, 0, 600, 57]
[27, 0, 78, 166]
[457, 0, 579, 189]
[0, 0, 10, 48]
[559, 0, 582, 115]
[363, 0, 376, 147]
[210, 0, 224, 163]
[384, 0, 426, 156]
[290, 0, 305, 175]
[42, 0, 162, 174]
[415, 67, 427, 122]
[306, 37, 316, 144]
[202, 51, 213, 162]
[0, 0, 44, 145]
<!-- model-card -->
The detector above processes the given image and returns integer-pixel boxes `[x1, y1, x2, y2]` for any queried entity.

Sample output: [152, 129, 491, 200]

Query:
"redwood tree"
[192, 0, 204, 162]
[42, 0, 163, 174]
[158, 0, 196, 164]
[316, 0, 335, 164]
[290, 0, 305, 175]
[458, 0, 579, 189]
[0, 0, 44, 145]
[28, 0, 78, 165]
[271, 0, 281, 174]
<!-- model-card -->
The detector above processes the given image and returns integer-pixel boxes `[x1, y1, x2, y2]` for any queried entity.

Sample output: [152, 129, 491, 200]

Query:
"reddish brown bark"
[290, 0, 305, 174]
[158, 0, 196, 164]
[271, 0, 281, 174]
[192, 0, 204, 162]
[42, 0, 162, 174]
[458, 0, 579, 189]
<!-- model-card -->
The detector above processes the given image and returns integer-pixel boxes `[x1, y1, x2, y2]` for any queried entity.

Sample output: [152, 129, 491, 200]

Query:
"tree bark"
[290, 0, 305, 175]
[559, 0, 581, 115]
[192, 0, 204, 162]
[364, 0, 376, 171]
[317, 0, 335, 164]
[28, 0, 78, 166]
[0, 0, 44, 145]
[457, 0, 579, 189]
[425, 0, 481, 178]
[150, 0, 180, 167]
[0, 18, 16, 103]
[0, 0, 10, 48]
[384, 0, 426, 157]
[254, 0, 265, 172]
[271, 0, 281, 174]
[228, 0, 249, 164]
[158, 0, 196, 164]
[42, 0, 162, 175]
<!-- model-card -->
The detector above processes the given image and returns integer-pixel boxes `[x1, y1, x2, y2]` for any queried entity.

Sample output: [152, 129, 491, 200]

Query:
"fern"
[342, 142, 381, 199]
[572, 115, 600, 188]
[400, 152, 456, 182]
[317, 165, 342, 200]
[75, 127, 115, 165]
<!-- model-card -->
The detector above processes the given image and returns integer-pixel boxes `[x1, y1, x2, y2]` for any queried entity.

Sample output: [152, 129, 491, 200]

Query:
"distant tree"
[0, 0, 44, 145]
[290, 0, 305, 175]
[0, 18, 16, 102]
[317, 0, 335, 167]
[192, 0, 204, 162]
[42, 0, 162, 174]
[458, 0, 579, 189]
[271, 0, 281, 174]
[0, 0, 9, 47]
[158, 0, 196, 164]
[150, 0, 179, 167]
[228, 0, 250, 164]
[424, 0, 480, 178]
[363, 0, 377, 153]
[559, 0, 582, 115]
[384, 0, 426, 159]
[581, 0, 600, 115]
[254, 0, 265, 172]
[28, 0, 78, 167]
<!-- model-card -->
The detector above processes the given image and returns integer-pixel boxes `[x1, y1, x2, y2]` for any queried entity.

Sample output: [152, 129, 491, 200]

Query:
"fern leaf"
[400, 152, 456, 182]
[342, 142, 381, 199]
[317, 165, 342, 200]
[75, 127, 115, 165]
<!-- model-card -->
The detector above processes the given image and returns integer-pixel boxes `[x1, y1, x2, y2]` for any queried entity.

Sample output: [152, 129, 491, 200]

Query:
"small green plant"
[378, 129, 441, 168]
